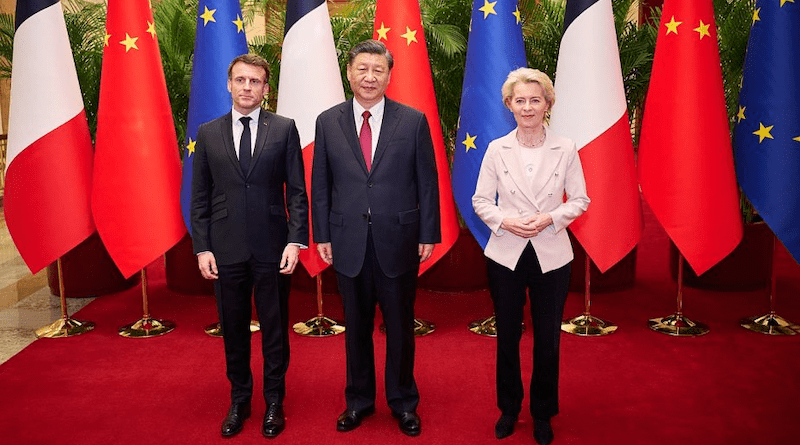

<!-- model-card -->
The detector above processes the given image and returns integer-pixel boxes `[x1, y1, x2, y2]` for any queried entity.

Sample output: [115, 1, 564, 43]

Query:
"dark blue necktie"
[239, 116, 251, 174]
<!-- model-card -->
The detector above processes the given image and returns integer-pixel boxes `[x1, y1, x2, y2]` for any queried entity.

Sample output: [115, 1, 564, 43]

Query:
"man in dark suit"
[191, 54, 308, 439]
[311, 40, 441, 437]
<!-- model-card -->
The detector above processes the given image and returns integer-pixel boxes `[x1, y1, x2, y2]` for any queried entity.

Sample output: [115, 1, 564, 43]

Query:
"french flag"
[4, 0, 95, 273]
[549, 0, 642, 273]
[276, 0, 345, 277]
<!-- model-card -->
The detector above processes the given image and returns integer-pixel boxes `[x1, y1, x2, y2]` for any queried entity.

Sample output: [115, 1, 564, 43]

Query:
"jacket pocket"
[211, 208, 227, 223]
[211, 194, 226, 206]
[329, 211, 344, 226]
[398, 208, 419, 225]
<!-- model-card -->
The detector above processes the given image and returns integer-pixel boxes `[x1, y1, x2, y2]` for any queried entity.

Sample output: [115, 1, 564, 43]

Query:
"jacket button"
[511, 190, 515, 194]
[368, 182, 373, 188]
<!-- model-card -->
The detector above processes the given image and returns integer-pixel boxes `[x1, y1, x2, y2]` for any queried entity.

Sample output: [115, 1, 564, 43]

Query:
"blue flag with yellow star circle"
[451, 0, 527, 248]
[734, 0, 800, 263]
[179, 0, 249, 231]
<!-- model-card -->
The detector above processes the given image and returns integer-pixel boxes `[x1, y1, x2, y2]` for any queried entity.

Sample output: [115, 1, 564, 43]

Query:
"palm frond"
[153, 0, 198, 147]
[0, 13, 16, 79]
[714, 0, 753, 129]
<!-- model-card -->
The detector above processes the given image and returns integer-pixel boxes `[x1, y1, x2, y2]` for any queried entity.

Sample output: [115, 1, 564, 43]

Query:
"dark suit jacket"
[311, 98, 440, 278]
[191, 109, 308, 265]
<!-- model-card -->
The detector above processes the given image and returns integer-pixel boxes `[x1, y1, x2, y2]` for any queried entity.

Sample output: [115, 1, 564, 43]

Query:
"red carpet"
[2, 207, 799, 444]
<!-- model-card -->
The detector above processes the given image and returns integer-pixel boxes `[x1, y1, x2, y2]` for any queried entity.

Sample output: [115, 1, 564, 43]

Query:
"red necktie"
[359, 110, 372, 171]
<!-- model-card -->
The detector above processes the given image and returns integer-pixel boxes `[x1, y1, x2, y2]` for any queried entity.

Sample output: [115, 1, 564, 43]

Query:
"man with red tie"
[311, 40, 441, 437]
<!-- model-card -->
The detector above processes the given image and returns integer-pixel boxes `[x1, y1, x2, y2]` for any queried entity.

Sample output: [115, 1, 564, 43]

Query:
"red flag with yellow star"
[92, 0, 186, 278]
[373, 0, 459, 275]
[638, 0, 742, 275]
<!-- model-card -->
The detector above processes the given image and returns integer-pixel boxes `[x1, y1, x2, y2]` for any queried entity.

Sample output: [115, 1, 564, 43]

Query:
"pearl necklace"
[517, 128, 546, 148]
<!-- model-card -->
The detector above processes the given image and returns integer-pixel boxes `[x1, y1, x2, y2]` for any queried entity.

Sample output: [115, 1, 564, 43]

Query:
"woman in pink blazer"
[472, 68, 589, 444]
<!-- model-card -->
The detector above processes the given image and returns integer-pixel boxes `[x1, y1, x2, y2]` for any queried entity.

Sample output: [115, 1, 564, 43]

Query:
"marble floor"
[0, 210, 94, 364]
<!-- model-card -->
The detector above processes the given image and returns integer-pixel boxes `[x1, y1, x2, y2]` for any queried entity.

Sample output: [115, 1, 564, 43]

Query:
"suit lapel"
[220, 113, 242, 177]
[371, 98, 399, 173]
[498, 131, 539, 210]
[337, 99, 369, 176]
[248, 108, 270, 178]
[529, 134, 565, 198]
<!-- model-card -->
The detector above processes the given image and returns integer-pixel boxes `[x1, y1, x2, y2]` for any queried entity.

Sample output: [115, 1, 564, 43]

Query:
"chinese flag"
[638, 0, 742, 275]
[373, 0, 460, 275]
[92, 0, 186, 278]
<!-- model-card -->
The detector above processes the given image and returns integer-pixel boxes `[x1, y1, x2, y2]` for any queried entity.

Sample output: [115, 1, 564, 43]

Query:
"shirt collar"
[232, 107, 260, 124]
[353, 97, 385, 121]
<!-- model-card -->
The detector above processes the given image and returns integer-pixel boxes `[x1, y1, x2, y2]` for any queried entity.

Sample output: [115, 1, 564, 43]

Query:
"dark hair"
[227, 53, 270, 82]
[346, 39, 394, 70]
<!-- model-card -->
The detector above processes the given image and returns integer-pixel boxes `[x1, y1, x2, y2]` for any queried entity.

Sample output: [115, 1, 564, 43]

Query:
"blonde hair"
[501, 68, 555, 110]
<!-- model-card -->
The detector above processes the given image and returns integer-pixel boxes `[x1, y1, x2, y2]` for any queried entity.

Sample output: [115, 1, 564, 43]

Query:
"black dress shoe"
[533, 417, 554, 445]
[221, 402, 251, 438]
[495, 414, 517, 439]
[336, 406, 375, 432]
[262, 403, 285, 438]
[392, 411, 421, 437]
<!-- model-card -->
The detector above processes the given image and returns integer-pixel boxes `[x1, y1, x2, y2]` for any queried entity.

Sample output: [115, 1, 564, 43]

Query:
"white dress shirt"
[352, 97, 385, 158]
[231, 107, 260, 158]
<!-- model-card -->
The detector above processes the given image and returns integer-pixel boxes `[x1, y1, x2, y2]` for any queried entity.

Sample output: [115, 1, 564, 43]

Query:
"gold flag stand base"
[650, 254, 709, 337]
[468, 315, 526, 337]
[36, 258, 96, 339]
[379, 318, 436, 337]
[740, 313, 798, 336]
[468, 315, 497, 337]
[561, 257, 617, 337]
[204, 320, 261, 337]
[119, 317, 175, 338]
[293, 316, 345, 336]
[293, 275, 345, 337]
[648, 313, 709, 337]
[36, 317, 95, 339]
[412, 318, 435, 336]
[118, 270, 176, 338]
[562, 314, 617, 336]
[739, 237, 798, 336]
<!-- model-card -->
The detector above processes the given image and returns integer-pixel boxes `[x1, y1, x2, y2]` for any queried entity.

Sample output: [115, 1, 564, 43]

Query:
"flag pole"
[118, 268, 175, 338]
[293, 274, 344, 336]
[740, 235, 798, 335]
[35, 258, 96, 338]
[561, 255, 617, 336]
[648, 252, 709, 336]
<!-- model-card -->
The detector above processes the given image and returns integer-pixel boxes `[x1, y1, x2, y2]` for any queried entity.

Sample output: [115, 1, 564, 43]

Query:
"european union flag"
[733, 1, 800, 263]
[179, 0, 249, 231]
[451, 0, 527, 248]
